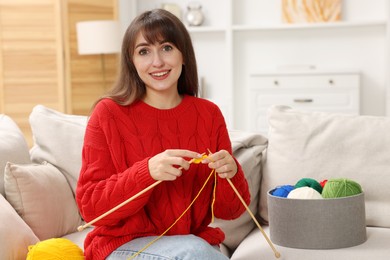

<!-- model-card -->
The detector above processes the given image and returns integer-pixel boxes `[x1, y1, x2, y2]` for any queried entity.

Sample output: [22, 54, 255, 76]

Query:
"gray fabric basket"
[267, 190, 367, 249]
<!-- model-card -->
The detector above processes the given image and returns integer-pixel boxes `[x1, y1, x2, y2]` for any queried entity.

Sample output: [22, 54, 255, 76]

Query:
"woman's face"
[133, 32, 183, 96]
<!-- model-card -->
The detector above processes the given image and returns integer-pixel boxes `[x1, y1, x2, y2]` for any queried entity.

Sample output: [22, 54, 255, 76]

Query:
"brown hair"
[96, 9, 199, 107]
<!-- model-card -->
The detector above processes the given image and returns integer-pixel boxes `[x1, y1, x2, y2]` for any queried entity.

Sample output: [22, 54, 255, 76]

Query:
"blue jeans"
[106, 234, 229, 260]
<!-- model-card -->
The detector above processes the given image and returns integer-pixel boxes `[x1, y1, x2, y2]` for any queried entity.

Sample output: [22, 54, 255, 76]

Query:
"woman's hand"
[203, 150, 238, 179]
[148, 149, 202, 181]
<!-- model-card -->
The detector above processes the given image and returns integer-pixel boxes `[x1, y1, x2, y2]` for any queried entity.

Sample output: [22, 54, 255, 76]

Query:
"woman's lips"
[150, 70, 170, 80]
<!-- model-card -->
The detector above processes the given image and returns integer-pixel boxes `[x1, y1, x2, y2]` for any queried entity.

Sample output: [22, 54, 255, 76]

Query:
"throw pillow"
[0, 114, 31, 196]
[211, 130, 267, 252]
[29, 105, 88, 195]
[259, 105, 390, 228]
[0, 194, 39, 260]
[4, 162, 84, 240]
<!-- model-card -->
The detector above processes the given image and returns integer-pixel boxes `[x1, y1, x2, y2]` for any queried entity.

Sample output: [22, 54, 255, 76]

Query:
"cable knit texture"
[76, 95, 250, 260]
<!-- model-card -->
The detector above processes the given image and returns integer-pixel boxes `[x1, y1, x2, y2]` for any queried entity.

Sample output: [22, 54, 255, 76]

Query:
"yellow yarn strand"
[207, 149, 218, 224]
[128, 168, 216, 260]
[210, 169, 217, 223]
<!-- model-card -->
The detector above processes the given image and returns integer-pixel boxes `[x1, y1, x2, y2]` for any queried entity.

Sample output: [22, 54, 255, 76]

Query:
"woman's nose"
[152, 52, 164, 67]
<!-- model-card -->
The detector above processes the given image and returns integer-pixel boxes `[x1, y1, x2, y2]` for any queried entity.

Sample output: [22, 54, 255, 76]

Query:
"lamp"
[76, 20, 121, 89]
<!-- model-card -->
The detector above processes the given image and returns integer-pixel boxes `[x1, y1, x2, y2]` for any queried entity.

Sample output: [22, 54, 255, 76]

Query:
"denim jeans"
[106, 234, 229, 260]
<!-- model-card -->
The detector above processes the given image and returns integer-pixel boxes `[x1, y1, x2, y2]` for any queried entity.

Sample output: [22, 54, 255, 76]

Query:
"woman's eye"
[139, 49, 148, 55]
[162, 45, 173, 52]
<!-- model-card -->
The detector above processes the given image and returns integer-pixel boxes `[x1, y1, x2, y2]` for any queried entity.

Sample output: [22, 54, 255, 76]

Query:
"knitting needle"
[77, 155, 204, 232]
[207, 149, 281, 258]
[226, 178, 281, 258]
[77, 180, 161, 231]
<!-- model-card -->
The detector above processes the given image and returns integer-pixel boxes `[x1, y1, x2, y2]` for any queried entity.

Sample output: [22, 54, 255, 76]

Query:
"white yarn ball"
[287, 187, 323, 199]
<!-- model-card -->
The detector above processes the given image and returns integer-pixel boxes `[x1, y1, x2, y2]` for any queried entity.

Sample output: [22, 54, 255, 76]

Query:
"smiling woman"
[98, 8, 199, 108]
[75, 8, 251, 260]
[132, 33, 184, 108]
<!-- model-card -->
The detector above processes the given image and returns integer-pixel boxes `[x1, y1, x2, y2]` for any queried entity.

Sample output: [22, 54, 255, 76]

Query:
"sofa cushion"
[231, 226, 390, 260]
[259, 105, 390, 228]
[29, 105, 88, 195]
[61, 227, 93, 250]
[0, 194, 39, 260]
[0, 114, 31, 196]
[4, 162, 83, 240]
[211, 130, 267, 252]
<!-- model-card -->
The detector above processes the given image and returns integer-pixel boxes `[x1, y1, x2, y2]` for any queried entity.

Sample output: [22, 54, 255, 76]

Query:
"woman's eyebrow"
[135, 42, 149, 49]
[135, 39, 171, 49]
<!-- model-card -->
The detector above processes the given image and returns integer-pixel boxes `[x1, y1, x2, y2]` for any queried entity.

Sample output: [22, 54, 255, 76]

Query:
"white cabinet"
[249, 70, 360, 133]
[121, 0, 389, 130]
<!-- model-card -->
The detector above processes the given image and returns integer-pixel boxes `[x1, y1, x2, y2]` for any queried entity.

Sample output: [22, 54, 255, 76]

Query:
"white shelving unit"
[120, 0, 390, 131]
[232, 20, 387, 31]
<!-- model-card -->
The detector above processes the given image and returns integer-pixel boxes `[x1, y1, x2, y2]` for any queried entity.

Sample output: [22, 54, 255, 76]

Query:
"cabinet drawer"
[255, 93, 355, 108]
[248, 71, 360, 134]
[250, 74, 359, 89]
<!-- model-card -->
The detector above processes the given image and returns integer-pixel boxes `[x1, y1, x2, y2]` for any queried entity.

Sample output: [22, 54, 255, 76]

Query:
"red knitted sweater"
[76, 95, 250, 260]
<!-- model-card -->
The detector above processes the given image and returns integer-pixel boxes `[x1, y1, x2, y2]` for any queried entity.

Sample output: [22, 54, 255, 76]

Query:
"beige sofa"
[1, 104, 390, 260]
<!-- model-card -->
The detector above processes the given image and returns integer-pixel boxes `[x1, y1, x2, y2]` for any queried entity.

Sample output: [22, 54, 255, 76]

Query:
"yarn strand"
[206, 149, 281, 258]
[128, 168, 216, 260]
[210, 169, 217, 223]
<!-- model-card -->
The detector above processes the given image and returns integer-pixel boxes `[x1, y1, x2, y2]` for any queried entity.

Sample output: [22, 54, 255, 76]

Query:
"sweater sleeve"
[211, 106, 251, 220]
[75, 102, 156, 226]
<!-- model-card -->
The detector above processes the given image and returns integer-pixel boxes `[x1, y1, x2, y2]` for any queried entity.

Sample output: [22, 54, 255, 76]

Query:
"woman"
[76, 9, 250, 260]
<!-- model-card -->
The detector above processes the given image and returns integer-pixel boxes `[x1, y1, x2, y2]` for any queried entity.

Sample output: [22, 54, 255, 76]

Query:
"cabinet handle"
[293, 98, 313, 103]
[273, 80, 279, 86]
[329, 79, 334, 85]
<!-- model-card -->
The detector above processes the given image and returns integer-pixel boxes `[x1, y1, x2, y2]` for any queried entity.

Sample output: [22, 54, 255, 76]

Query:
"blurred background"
[0, 0, 388, 144]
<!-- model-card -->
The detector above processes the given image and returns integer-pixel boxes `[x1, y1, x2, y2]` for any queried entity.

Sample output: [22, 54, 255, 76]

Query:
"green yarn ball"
[295, 178, 323, 194]
[322, 178, 363, 198]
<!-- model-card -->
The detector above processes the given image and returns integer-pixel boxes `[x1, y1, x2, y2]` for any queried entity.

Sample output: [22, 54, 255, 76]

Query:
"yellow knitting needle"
[207, 149, 281, 258]
[77, 154, 206, 232]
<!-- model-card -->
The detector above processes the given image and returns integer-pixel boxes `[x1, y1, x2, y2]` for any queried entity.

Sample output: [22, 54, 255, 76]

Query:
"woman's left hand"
[202, 150, 238, 179]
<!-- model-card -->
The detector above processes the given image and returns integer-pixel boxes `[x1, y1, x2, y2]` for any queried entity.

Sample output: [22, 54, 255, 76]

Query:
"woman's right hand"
[148, 149, 202, 181]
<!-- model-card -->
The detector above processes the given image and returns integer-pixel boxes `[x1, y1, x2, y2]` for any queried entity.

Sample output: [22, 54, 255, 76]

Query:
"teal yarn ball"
[295, 178, 323, 194]
[272, 185, 295, 197]
[322, 178, 363, 198]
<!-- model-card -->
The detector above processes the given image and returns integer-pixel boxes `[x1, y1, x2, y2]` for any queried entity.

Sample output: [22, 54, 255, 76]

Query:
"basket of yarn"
[27, 238, 85, 260]
[267, 177, 367, 249]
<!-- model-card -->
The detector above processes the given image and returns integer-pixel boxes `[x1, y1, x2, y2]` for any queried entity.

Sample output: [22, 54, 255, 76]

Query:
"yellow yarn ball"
[27, 238, 84, 260]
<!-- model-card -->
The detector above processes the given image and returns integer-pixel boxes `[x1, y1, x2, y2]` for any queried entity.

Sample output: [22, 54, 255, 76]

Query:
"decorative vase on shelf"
[185, 2, 204, 26]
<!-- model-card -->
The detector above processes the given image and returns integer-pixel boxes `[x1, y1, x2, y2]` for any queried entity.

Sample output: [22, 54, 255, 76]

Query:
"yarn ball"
[271, 185, 295, 197]
[322, 178, 363, 198]
[27, 238, 84, 260]
[287, 187, 323, 199]
[295, 178, 323, 194]
[320, 179, 328, 188]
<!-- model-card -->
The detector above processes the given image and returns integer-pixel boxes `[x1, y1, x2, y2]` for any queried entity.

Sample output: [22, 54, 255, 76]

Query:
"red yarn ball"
[320, 179, 328, 188]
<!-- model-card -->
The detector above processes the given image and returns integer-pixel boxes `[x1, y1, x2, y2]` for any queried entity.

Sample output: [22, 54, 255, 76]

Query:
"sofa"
[1, 104, 390, 260]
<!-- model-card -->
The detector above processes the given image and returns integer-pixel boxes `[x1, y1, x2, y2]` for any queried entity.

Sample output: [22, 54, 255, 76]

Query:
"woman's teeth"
[151, 71, 168, 77]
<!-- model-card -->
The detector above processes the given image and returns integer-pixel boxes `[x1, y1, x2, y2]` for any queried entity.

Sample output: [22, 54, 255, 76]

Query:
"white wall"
[118, 0, 136, 34]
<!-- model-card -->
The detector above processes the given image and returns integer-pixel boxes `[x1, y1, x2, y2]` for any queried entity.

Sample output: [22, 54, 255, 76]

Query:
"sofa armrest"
[0, 194, 39, 260]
